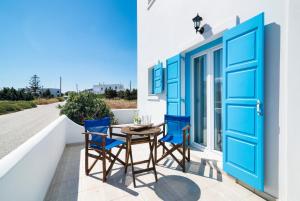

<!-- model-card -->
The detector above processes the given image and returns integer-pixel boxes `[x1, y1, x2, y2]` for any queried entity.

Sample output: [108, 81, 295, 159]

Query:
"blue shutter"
[222, 13, 264, 191]
[153, 63, 164, 94]
[166, 55, 181, 115]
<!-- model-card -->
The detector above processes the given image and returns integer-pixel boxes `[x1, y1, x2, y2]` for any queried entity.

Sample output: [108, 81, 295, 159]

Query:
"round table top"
[121, 126, 161, 136]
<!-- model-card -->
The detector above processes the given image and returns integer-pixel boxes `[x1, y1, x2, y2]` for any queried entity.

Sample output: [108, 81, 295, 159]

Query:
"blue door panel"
[227, 137, 256, 173]
[167, 55, 181, 115]
[223, 13, 264, 191]
[227, 105, 256, 136]
[227, 30, 257, 66]
[227, 69, 256, 98]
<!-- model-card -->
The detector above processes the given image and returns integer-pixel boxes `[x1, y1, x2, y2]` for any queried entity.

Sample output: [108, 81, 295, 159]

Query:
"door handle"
[256, 100, 262, 116]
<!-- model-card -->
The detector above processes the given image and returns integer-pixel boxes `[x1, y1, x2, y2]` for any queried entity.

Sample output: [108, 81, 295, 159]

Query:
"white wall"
[0, 116, 68, 201]
[112, 109, 138, 124]
[137, 0, 290, 199]
[286, 1, 300, 201]
[0, 109, 136, 201]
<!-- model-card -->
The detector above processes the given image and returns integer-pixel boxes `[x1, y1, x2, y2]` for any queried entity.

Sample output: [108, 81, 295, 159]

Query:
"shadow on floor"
[154, 175, 201, 201]
[158, 157, 223, 182]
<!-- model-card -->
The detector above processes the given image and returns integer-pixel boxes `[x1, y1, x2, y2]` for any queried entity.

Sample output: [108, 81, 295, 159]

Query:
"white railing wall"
[0, 109, 137, 201]
[0, 116, 68, 201]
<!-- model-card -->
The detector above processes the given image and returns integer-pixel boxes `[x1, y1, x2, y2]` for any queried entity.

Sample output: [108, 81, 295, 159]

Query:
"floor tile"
[44, 144, 266, 201]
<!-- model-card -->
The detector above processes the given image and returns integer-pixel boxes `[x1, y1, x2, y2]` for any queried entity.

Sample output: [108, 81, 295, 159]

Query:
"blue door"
[222, 13, 264, 190]
[167, 55, 181, 115]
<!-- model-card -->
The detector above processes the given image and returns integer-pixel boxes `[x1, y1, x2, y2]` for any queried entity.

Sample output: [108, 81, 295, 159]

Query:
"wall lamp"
[192, 13, 205, 34]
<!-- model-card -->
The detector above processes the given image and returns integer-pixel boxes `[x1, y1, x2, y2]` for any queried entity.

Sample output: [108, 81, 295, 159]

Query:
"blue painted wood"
[153, 63, 164, 94]
[167, 55, 181, 115]
[185, 37, 223, 116]
[222, 13, 264, 191]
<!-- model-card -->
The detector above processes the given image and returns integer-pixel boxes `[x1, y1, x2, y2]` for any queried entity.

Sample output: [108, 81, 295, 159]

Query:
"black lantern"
[192, 13, 205, 34]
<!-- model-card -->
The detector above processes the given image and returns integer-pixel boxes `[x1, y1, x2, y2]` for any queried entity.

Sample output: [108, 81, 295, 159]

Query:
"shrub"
[56, 97, 65, 102]
[60, 92, 115, 125]
[0, 101, 37, 115]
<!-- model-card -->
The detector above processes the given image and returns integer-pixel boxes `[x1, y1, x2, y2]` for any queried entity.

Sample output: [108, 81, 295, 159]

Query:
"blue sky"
[0, 0, 137, 92]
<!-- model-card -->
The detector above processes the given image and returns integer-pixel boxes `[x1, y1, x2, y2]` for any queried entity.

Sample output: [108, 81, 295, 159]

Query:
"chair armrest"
[82, 132, 108, 137]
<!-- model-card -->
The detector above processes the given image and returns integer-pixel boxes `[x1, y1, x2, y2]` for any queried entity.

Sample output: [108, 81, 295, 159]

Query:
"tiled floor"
[45, 143, 265, 201]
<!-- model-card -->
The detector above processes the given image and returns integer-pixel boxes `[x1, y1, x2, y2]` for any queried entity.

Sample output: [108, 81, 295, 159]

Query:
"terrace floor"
[45, 143, 265, 201]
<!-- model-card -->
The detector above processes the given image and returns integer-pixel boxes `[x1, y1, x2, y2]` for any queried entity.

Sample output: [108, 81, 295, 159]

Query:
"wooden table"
[121, 126, 160, 187]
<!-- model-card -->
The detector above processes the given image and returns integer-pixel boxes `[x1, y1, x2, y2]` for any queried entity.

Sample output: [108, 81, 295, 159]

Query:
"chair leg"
[188, 134, 191, 161]
[182, 144, 186, 172]
[106, 144, 124, 176]
[102, 150, 107, 182]
[85, 136, 89, 175]
[85, 152, 89, 175]
[182, 133, 186, 172]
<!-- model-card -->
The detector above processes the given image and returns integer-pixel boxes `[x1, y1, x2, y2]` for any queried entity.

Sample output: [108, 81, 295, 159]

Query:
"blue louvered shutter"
[153, 63, 164, 94]
[166, 55, 181, 115]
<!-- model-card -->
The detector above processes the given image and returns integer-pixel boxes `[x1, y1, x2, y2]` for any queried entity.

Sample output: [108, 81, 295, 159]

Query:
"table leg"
[147, 140, 152, 168]
[125, 137, 129, 173]
[149, 135, 158, 182]
[129, 137, 136, 187]
[154, 134, 157, 163]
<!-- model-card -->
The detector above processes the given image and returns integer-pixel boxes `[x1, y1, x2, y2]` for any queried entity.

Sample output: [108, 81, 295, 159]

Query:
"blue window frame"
[185, 37, 223, 115]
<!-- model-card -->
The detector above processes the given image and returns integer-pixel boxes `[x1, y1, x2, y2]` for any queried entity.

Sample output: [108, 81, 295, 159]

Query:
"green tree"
[42, 89, 51, 98]
[29, 74, 41, 97]
[104, 88, 117, 99]
[0, 87, 34, 101]
[117, 90, 125, 99]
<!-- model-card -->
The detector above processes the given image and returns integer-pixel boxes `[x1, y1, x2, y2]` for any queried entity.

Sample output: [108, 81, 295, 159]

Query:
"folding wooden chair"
[156, 115, 191, 172]
[82, 117, 125, 182]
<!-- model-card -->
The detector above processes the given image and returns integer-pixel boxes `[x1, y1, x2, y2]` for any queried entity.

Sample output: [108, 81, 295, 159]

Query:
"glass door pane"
[194, 55, 207, 146]
[213, 49, 223, 151]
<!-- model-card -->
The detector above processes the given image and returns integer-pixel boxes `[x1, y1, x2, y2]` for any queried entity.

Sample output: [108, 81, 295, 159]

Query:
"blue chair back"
[84, 117, 110, 142]
[165, 115, 190, 136]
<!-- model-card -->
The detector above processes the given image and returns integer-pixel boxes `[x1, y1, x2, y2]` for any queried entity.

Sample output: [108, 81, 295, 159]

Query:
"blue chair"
[82, 117, 125, 182]
[156, 115, 191, 172]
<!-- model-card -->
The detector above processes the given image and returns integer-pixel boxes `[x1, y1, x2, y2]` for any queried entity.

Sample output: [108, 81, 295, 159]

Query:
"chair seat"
[159, 134, 183, 145]
[90, 137, 125, 150]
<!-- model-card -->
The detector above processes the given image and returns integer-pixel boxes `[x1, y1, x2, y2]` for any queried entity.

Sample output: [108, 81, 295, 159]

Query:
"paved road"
[0, 102, 63, 159]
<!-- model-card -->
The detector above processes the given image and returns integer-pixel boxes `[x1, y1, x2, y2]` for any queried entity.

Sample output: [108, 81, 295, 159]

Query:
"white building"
[41, 88, 61, 97]
[93, 84, 124, 94]
[137, 1, 300, 201]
